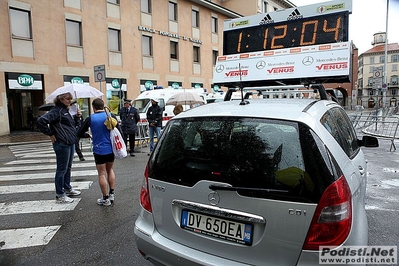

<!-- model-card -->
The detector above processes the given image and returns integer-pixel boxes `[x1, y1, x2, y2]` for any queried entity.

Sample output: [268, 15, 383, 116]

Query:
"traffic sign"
[373, 66, 383, 79]
[94, 65, 106, 82]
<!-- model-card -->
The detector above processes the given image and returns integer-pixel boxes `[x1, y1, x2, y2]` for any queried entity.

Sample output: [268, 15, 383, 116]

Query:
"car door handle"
[358, 166, 365, 175]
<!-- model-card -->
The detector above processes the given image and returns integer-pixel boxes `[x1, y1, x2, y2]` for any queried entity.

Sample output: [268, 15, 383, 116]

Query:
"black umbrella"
[38, 103, 54, 111]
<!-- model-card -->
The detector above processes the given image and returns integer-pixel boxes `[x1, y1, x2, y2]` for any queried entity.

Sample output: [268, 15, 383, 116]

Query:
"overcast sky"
[291, 0, 399, 54]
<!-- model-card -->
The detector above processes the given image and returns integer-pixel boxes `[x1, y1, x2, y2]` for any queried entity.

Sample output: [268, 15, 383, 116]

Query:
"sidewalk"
[0, 131, 50, 162]
[0, 131, 50, 147]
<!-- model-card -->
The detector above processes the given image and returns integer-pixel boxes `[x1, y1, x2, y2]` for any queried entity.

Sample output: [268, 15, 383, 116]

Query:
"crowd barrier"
[349, 110, 399, 151]
[135, 122, 150, 151]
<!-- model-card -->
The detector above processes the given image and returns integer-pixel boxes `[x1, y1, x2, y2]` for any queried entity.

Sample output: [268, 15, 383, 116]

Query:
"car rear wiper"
[209, 184, 289, 193]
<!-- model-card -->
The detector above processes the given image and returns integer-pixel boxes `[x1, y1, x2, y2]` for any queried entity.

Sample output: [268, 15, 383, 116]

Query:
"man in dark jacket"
[119, 99, 140, 156]
[146, 98, 163, 155]
[36, 92, 81, 204]
[74, 109, 85, 161]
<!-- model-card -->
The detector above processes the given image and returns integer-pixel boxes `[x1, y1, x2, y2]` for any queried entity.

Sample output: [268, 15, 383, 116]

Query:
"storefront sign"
[8, 73, 43, 90]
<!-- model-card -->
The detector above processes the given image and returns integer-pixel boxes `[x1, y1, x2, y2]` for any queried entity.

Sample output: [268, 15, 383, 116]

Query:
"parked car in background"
[134, 91, 378, 266]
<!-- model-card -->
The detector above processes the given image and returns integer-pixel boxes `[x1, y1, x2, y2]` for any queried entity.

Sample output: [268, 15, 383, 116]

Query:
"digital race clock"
[223, 12, 349, 55]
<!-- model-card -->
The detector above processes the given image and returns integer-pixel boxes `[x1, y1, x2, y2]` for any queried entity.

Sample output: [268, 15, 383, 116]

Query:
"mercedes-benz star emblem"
[302, 56, 314, 66]
[215, 64, 224, 73]
[208, 191, 220, 206]
[256, 60, 266, 69]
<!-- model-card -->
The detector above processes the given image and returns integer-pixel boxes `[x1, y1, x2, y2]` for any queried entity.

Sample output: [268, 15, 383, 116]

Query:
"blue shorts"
[93, 153, 115, 165]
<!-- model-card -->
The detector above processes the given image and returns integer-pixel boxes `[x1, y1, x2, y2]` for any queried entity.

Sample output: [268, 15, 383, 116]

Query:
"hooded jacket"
[36, 103, 77, 145]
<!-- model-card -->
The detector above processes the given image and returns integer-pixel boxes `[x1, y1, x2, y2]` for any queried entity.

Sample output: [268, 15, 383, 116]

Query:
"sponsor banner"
[213, 42, 350, 84]
[224, 0, 351, 31]
[319, 246, 397, 265]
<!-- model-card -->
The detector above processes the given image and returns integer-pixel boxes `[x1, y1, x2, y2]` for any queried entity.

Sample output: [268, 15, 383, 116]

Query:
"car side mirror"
[357, 136, 379, 147]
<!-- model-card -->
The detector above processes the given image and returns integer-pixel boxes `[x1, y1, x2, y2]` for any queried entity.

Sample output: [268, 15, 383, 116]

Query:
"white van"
[132, 87, 205, 126]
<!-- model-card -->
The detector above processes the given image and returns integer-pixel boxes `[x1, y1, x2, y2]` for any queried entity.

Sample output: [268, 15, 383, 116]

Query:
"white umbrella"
[166, 92, 204, 106]
[45, 83, 103, 102]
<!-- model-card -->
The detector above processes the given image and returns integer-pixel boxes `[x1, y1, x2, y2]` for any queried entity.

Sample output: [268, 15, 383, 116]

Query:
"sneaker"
[65, 189, 81, 197]
[56, 195, 74, 204]
[79, 157, 86, 161]
[97, 198, 111, 206]
[109, 193, 115, 203]
[130, 153, 135, 157]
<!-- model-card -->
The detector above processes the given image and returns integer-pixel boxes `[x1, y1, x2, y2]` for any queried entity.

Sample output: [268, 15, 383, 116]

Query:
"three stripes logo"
[287, 9, 303, 20]
[259, 14, 273, 25]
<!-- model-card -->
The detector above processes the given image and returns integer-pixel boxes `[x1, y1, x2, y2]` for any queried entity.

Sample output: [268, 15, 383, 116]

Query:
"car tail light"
[139, 165, 152, 213]
[302, 176, 352, 250]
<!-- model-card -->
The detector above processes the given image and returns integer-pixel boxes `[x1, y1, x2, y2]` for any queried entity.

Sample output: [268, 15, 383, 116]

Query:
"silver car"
[134, 96, 378, 265]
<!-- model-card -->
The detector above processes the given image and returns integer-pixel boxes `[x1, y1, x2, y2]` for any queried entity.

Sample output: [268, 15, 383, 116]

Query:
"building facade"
[357, 32, 399, 109]
[0, 0, 328, 136]
[1, 0, 296, 135]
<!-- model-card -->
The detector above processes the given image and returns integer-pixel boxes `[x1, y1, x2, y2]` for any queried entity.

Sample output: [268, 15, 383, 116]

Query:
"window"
[368, 78, 374, 86]
[141, 0, 151, 13]
[369, 57, 374, 64]
[170, 41, 178, 59]
[212, 50, 218, 65]
[392, 55, 399, 62]
[192, 10, 199, 28]
[169, 2, 177, 21]
[10, 8, 31, 39]
[321, 108, 359, 158]
[107, 0, 120, 3]
[66, 20, 81, 46]
[108, 28, 121, 51]
[391, 89, 397, 96]
[193, 46, 200, 63]
[262, 1, 268, 12]
[380, 56, 385, 63]
[391, 76, 398, 85]
[369, 66, 374, 73]
[211, 17, 218, 33]
[393, 64, 398, 72]
[142, 35, 152, 56]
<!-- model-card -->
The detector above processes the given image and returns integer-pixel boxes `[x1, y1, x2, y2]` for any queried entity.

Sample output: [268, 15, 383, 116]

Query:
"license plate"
[180, 210, 253, 245]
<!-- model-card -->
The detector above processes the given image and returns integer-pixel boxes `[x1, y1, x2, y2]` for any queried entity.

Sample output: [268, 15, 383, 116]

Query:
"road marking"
[0, 199, 81, 215]
[0, 170, 98, 181]
[0, 181, 92, 194]
[382, 167, 399, 173]
[0, 226, 61, 250]
[0, 163, 95, 173]
[5, 157, 94, 165]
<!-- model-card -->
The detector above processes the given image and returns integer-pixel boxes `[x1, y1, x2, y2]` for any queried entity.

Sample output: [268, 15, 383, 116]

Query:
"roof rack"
[223, 84, 335, 104]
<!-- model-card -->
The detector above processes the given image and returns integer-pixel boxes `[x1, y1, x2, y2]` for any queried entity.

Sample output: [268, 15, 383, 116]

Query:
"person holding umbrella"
[36, 92, 81, 203]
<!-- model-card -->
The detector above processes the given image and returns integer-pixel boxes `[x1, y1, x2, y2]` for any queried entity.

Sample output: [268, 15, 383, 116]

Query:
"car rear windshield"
[149, 117, 338, 203]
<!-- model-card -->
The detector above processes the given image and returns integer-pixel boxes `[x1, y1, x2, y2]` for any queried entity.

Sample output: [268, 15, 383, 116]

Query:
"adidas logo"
[259, 14, 274, 25]
[287, 9, 303, 20]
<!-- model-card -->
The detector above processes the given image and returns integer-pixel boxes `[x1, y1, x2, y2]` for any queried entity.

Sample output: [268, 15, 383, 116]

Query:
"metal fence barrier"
[135, 122, 150, 151]
[349, 110, 399, 151]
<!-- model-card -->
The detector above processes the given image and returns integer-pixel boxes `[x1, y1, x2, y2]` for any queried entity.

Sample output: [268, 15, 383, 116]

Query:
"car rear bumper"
[134, 216, 250, 266]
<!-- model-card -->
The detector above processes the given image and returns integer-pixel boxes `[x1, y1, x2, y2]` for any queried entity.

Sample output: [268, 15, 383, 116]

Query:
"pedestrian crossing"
[0, 141, 95, 250]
